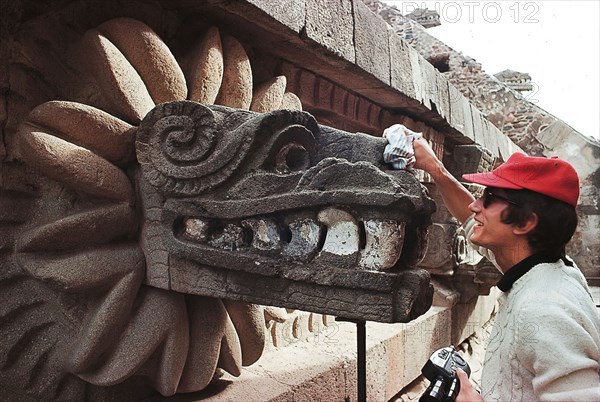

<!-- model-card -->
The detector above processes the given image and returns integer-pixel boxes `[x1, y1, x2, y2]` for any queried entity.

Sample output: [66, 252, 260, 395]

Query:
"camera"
[419, 346, 471, 402]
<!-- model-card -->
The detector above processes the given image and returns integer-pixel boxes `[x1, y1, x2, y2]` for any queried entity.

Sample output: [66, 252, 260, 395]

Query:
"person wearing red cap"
[411, 139, 600, 401]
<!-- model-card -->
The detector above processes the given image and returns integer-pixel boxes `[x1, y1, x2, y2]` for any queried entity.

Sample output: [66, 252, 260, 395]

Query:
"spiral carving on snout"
[137, 101, 222, 194]
[160, 114, 214, 164]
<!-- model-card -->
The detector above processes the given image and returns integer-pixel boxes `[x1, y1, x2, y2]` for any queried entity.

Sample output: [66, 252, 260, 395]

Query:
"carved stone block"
[448, 144, 496, 179]
[137, 101, 435, 323]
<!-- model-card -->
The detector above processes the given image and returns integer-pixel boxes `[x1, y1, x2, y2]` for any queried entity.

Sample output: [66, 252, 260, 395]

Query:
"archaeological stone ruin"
[1, 0, 598, 401]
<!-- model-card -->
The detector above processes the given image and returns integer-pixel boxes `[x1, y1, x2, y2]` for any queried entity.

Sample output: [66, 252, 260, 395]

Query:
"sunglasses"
[482, 188, 521, 208]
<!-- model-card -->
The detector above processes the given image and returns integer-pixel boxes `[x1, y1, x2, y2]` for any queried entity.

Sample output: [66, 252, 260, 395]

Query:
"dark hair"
[499, 188, 578, 257]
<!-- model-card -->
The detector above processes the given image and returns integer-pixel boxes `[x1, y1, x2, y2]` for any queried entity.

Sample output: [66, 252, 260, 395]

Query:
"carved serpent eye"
[275, 142, 310, 173]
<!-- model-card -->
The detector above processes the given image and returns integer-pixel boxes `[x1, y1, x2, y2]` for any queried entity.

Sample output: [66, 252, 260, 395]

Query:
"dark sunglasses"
[482, 188, 521, 208]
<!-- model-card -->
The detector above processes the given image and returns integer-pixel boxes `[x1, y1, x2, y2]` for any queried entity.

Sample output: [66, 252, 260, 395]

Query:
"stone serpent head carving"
[1, 17, 434, 400]
[136, 101, 435, 319]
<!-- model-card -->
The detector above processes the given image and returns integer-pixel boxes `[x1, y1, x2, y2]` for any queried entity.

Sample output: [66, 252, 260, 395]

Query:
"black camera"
[419, 346, 471, 402]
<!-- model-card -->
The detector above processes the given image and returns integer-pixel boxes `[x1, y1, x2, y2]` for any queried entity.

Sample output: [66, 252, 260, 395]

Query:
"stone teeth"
[241, 218, 281, 251]
[183, 218, 210, 242]
[282, 218, 321, 260]
[183, 213, 405, 271]
[359, 220, 405, 270]
[208, 223, 247, 251]
[317, 207, 360, 256]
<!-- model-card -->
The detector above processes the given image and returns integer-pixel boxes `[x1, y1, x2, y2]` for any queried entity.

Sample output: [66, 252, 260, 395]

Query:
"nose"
[469, 196, 483, 213]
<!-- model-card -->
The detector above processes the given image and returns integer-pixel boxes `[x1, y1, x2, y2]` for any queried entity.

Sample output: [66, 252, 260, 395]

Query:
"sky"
[380, 1, 600, 141]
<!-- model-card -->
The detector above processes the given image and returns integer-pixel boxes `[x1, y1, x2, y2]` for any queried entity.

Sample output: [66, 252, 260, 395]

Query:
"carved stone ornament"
[1, 16, 434, 400]
[135, 100, 435, 323]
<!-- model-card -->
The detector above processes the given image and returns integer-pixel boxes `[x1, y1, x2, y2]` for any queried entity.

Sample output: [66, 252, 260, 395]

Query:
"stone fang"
[208, 223, 247, 250]
[183, 218, 209, 242]
[317, 207, 360, 256]
[282, 218, 321, 260]
[241, 218, 281, 251]
[359, 220, 405, 270]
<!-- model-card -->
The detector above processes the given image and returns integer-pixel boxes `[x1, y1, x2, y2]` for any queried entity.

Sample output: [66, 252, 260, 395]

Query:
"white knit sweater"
[463, 216, 600, 401]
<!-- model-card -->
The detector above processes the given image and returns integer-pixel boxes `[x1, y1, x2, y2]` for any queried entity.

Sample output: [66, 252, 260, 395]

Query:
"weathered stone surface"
[138, 171, 171, 289]
[305, 0, 355, 63]
[138, 102, 435, 323]
[79, 29, 155, 123]
[359, 220, 405, 270]
[18, 203, 137, 251]
[187, 26, 224, 105]
[0, 189, 36, 224]
[246, 0, 307, 33]
[456, 92, 476, 143]
[497, 130, 521, 161]
[353, 0, 391, 85]
[389, 29, 417, 102]
[17, 245, 145, 370]
[223, 300, 266, 366]
[280, 61, 394, 133]
[431, 278, 460, 308]
[218, 314, 243, 377]
[215, 35, 253, 109]
[408, 42, 428, 107]
[536, 120, 598, 178]
[280, 92, 303, 111]
[448, 144, 496, 179]
[97, 18, 187, 103]
[18, 128, 134, 203]
[419, 222, 458, 274]
[317, 207, 361, 262]
[434, 69, 451, 121]
[264, 306, 290, 323]
[282, 218, 321, 260]
[269, 318, 293, 348]
[494, 69, 532, 92]
[479, 112, 500, 158]
[250, 75, 287, 113]
[170, 258, 433, 323]
[176, 296, 227, 393]
[26, 101, 135, 165]
[447, 82, 467, 134]
[417, 54, 442, 115]
[4, 17, 274, 399]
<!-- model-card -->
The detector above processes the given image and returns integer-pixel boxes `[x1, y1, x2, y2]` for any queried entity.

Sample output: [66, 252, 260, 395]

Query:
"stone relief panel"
[1, 15, 435, 400]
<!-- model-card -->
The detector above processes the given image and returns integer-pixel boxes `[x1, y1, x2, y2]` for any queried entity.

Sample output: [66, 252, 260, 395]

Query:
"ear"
[513, 212, 538, 235]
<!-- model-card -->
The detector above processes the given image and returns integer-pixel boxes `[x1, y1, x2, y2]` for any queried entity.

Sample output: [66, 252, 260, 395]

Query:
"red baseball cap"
[462, 152, 580, 207]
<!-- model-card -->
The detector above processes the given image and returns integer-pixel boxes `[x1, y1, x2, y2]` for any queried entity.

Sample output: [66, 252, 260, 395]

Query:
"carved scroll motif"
[137, 101, 228, 195]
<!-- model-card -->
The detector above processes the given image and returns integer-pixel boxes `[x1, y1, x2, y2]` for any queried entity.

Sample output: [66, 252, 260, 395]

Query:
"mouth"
[175, 206, 410, 271]
[157, 202, 433, 323]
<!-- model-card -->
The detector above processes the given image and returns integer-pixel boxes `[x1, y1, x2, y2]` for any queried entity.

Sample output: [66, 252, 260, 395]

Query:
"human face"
[468, 187, 518, 250]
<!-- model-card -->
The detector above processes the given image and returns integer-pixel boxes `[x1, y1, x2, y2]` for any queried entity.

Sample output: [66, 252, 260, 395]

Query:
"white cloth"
[463, 216, 600, 401]
[382, 124, 422, 170]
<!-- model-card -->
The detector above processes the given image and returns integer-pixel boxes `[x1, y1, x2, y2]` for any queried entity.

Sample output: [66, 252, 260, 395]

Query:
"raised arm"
[413, 138, 475, 224]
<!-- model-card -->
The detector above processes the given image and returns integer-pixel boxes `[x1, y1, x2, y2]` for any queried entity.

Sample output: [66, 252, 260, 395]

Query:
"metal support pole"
[357, 320, 366, 402]
[337, 317, 367, 402]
